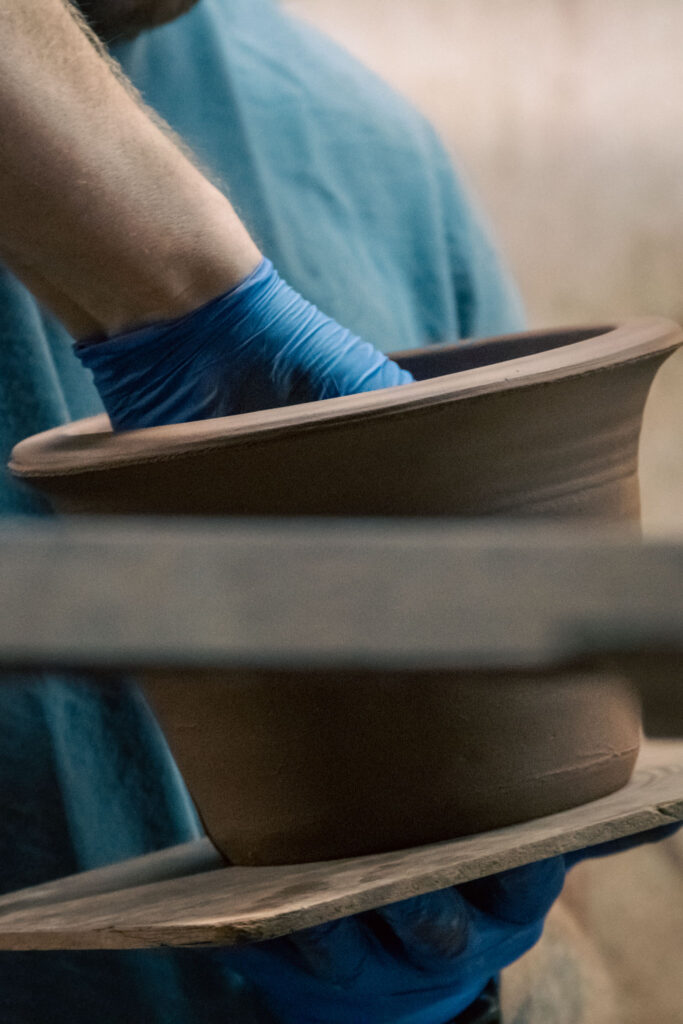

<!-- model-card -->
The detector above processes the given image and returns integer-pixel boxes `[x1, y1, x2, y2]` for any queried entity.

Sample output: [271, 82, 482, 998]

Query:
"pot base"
[142, 668, 641, 866]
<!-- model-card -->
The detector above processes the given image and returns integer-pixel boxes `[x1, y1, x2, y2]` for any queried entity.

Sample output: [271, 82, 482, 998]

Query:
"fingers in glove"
[458, 857, 566, 926]
[373, 887, 471, 971]
[285, 914, 377, 986]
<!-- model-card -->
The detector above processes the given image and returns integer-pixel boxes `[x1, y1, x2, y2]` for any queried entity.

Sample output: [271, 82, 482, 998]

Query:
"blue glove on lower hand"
[217, 857, 566, 1024]
[220, 824, 680, 1024]
[75, 256, 413, 430]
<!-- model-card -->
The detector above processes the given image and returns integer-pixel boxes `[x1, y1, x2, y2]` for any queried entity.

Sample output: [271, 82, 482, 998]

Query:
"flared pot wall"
[10, 321, 681, 520]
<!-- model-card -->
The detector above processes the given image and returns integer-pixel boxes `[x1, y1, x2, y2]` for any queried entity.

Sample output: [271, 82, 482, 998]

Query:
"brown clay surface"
[141, 669, 641, 865]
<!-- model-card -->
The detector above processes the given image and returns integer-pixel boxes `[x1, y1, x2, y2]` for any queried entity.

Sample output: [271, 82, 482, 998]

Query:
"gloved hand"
[219, 824, 680, 1024]
[218, 858, 566, 1024]
[74, 256, 413, 430]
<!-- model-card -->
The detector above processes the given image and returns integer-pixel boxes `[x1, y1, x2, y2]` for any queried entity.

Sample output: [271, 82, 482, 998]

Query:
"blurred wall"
[287, 0, 683, 531]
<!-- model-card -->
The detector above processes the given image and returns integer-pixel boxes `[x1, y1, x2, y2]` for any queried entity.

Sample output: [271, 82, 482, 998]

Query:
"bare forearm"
[0, 0, 260, 337]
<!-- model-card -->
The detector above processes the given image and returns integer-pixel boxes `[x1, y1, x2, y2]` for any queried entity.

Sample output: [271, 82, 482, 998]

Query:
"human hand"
[218, 821, 681, 1024]
[216, 857, 566, 1024]
[75, 257, 413, 430]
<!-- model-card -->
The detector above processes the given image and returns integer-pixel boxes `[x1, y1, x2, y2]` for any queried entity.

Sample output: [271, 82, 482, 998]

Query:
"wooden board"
[0, 518, 682, 672]
[0, 741, 680, 951]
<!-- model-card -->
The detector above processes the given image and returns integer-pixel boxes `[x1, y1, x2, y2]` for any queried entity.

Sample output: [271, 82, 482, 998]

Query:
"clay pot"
[10, 319, 683, 865]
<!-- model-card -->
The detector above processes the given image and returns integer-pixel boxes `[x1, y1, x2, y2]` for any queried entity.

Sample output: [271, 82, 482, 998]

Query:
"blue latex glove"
[216, 858, 567, 1024]
[74, 257, 413, 429]
[219, 825, 681, 1024]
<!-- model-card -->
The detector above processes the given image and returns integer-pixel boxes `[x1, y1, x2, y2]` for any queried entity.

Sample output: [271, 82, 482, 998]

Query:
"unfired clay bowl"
[10, 319, 683, 865]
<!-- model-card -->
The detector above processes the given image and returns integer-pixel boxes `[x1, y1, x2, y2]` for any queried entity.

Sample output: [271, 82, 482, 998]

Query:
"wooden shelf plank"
[0, 518, 682, 672]
[0, 741, 680, 951]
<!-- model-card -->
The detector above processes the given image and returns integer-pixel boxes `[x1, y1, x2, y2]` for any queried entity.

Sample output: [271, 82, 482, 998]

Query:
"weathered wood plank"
[0, 518, 682, 671]
[0, 839, 222, 915]
[0, 741, 679, 951]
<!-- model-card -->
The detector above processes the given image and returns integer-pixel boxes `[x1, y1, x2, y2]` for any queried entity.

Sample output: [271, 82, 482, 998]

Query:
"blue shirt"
[0, 1, 523, 1019]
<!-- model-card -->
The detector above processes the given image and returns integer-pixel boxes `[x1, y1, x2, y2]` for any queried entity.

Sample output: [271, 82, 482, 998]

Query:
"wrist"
[76, 184, 263, 338]
[84, 238, 263, 340]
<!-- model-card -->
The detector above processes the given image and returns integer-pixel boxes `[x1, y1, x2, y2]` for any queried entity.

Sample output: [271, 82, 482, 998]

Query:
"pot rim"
[10, 317, 682, 478]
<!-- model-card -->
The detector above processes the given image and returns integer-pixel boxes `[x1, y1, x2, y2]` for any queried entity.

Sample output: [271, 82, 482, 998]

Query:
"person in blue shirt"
[0, 2, 673, 1022]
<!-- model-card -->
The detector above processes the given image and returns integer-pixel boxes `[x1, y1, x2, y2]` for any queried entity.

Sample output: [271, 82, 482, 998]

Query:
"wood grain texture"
[0, 741, 679, 951]
[0, 518, 682, 672]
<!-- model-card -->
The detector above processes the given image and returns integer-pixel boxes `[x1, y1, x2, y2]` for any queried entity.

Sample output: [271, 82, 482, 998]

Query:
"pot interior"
[393, 325, 614, 379]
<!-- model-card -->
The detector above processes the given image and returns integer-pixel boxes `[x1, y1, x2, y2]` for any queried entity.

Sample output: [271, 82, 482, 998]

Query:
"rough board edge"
[0, 742, 680, 950]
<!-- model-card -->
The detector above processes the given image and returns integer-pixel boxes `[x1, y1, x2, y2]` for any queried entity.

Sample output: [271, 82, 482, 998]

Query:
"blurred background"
[287, 0, 682, 533]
